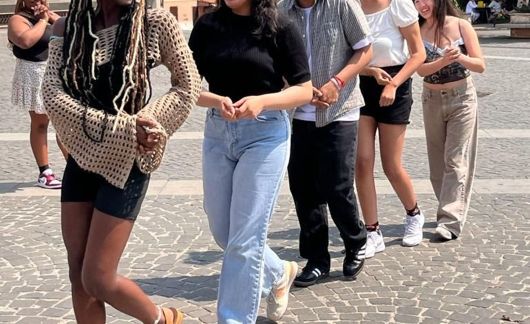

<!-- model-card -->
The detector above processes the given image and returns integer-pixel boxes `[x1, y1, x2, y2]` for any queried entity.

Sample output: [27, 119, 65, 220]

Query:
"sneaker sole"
[36, 183, 62, 189]
[435, 228, 456, 241]
[402, 239, 422, 247]
[293, 272, 329, 287]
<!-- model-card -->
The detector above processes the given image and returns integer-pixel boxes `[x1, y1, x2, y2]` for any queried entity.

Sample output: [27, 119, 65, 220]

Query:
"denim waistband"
[207, 108, 287, 120]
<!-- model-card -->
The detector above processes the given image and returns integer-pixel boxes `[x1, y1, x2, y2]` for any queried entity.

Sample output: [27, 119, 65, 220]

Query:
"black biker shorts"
[61, 155, 150, 221]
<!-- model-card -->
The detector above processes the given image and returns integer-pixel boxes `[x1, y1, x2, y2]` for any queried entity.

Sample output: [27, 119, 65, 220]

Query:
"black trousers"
[288, 119, 367, 271]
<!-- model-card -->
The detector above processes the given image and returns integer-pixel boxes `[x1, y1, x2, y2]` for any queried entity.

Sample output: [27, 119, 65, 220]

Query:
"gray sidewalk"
[0, 29, 529, 323]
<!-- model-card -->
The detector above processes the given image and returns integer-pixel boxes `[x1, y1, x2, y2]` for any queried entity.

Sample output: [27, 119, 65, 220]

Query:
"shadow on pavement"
[138, 275, 220, 302]
[0, 181, 36, 194]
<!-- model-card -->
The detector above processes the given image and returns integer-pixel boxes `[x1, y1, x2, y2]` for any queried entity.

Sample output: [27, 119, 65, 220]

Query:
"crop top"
[423, 38, 470, 84]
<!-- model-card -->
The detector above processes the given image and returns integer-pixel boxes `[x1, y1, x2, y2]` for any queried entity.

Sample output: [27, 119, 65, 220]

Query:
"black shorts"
[360, 65, 413, 125]
[61, 156, 150, 221]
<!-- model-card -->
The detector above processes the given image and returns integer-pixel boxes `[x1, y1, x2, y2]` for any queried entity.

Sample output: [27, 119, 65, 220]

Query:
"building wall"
[165, 0, 197, 23]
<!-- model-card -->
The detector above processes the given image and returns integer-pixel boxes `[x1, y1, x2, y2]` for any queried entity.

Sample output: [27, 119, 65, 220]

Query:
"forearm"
[392, 52, 426, 86]
[259, 81, 313, 110]
[458, 55, 485, 73]
[196, 91, 225, 109]
[360, 66, 376, 77]
[335, 45, 372, 84]
[416, 58, 450, 77]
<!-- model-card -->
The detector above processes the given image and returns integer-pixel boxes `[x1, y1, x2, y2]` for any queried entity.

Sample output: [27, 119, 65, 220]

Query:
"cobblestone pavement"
[0, 28, 529, 323]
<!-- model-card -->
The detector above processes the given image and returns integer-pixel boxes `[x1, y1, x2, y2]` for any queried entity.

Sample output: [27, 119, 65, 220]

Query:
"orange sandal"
[162, 307, 184, 324]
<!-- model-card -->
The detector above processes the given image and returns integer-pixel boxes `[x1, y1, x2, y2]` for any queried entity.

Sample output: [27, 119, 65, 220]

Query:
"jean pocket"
[254, 111, 284, 123]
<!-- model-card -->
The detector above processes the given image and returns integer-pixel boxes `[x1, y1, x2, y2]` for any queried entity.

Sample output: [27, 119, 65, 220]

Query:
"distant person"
[465, 0, 480, 23]
[488, 0, 505, 25]
[414, 0, 485, 241]
[8, 0, 67, 189]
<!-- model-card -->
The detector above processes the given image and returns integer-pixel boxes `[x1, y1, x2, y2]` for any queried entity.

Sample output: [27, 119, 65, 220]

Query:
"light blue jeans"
[202, 108, 289, 324]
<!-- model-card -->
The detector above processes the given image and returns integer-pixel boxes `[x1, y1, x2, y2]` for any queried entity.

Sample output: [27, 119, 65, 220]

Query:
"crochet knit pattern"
[43, 9, 201, 188]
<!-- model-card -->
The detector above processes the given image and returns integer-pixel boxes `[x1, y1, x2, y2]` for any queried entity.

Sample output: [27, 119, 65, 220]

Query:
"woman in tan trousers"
[414, 0, 485, 240]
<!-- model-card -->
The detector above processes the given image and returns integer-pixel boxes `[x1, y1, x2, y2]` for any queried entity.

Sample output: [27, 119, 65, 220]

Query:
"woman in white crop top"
[356, 0, 426, 258]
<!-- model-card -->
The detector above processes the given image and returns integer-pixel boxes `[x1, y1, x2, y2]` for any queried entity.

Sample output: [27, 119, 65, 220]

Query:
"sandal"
[162, 307, 184, 324]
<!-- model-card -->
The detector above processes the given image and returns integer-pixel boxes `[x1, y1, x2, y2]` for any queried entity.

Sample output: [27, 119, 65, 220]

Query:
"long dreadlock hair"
[60, 0, 150, 116]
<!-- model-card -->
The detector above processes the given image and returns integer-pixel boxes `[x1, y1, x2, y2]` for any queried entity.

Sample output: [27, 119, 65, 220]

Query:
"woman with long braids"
[8, 0, 67, 189]
[414, 0, 484, 240]
[189, 0, 312, 321]
[42, 0, 200, 322]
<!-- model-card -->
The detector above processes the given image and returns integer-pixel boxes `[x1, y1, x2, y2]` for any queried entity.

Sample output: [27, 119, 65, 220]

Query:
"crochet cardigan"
[43, 9, 201, 188]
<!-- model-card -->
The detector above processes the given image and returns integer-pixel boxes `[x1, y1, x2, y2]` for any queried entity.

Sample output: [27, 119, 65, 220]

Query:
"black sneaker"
[343, 244, 366, 278]
[293, 265, 329, 287]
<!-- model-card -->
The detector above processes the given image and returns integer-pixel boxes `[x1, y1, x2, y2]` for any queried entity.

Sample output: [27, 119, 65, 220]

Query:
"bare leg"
[81, 209, 164, 323]
[29, 111, 49, 169]
[355, 116, 379, 225]
[379, 123, 417, 210]
[61, 202, 106, 324]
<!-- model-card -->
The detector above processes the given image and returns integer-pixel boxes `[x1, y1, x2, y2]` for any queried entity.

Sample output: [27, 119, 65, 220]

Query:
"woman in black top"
[8, 0, 67, 189]
[189, 0, 312, 322]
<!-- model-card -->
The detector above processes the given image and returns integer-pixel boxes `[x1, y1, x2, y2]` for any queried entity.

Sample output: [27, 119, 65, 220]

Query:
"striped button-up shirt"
[279, 0, 372, 127]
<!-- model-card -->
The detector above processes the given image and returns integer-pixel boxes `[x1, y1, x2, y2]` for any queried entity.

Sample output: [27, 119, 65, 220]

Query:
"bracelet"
[333, 75, 345, 88]
[330, 77, 342, 91]
[39, 18, 48, 24]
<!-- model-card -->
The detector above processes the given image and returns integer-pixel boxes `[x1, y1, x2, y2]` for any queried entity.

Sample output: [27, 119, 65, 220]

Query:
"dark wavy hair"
[418, 0, 463, 48]
[219, 0, 280, 39]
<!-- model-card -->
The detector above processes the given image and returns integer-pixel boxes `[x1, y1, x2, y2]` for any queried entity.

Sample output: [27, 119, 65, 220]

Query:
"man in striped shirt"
[279, 0, 373, 287]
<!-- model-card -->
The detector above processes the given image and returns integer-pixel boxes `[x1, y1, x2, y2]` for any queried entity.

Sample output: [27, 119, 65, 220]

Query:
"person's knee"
[31, 114, 49, 130]
[355, 154, 374, 175]
[81, 267, 115, 299]
[382, 161, 404, 182]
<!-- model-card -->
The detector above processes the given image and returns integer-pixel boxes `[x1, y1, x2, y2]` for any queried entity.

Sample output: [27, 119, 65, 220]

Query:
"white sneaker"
[37, 169, 62, 189]
[402, 212, 425, 246]
[435, 225, 454, 241]
[266, 261, 298, 321]
[365, 229, 385, 258]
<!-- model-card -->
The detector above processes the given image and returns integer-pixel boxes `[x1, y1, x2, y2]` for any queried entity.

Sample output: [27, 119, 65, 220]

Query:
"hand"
[379, 83, 397, 107]
[441, 47, 460, 65]
[370, 67, 393, 86]
[217, 96, 236, 121]
[233, 96, 265, 119]
[136, 117, 159, 154]
[318, 81, 339, 105]
[32, 2, 49, 21]
[311, 87, 330, 109]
